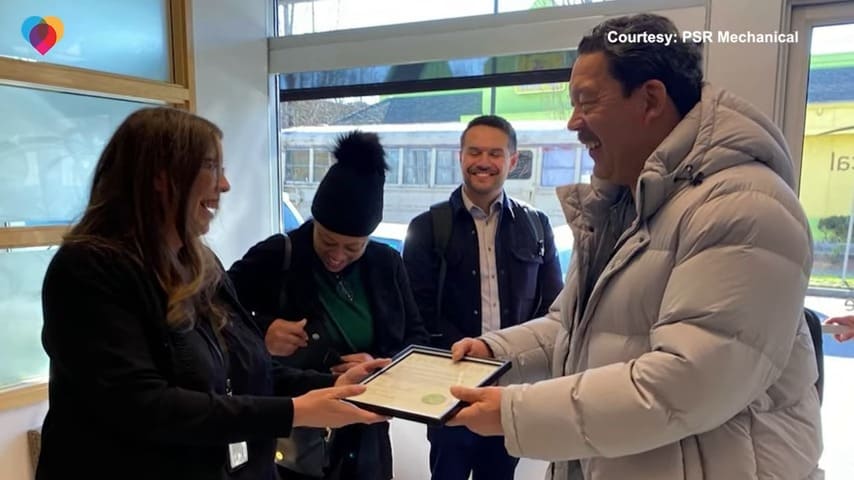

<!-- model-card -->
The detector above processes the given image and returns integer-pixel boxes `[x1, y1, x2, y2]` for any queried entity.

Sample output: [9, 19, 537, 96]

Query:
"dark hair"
[66, 107, 226, 330]
[460, 115, 517, 152]
[578, 13, 703, 117]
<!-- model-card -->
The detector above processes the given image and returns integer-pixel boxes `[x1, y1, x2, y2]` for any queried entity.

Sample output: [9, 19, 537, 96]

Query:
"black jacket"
[37, 243, 334, 480]
[403, 187, 564, 349]
[228, 220, 429, 479]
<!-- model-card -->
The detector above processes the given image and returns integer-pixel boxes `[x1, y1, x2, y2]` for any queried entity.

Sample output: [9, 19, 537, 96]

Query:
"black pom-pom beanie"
[311, 130, 388, 237]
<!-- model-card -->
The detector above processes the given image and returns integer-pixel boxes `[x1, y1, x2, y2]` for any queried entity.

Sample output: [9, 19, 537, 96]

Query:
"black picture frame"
[342, 344, 511, 425]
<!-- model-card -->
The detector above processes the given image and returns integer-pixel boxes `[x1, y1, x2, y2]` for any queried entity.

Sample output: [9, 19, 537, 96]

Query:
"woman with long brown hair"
[36, 107, 388, 480]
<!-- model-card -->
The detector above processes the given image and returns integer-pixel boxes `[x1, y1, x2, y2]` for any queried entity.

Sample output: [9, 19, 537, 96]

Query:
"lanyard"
[197, 320, 248, 471]
[197, 321, 233, 396]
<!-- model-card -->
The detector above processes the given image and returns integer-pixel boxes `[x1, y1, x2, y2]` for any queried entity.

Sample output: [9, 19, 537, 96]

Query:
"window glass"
[278, 90, 577, 242]
[799, 25, 854, 293]
[276, 0, 616, 35]
[540, 146, 575, 186]
[284, 149, 311, 182]
[0, 248, 55, 387]
[435, 149, 461, 185]
[312, 149, 333, 182]
[280, 52, 575, 92]
[403, 149, 430, 185]
[0, 0, 170, 81]
[793, 21, 854, 480]
[386, 148, 402, 185]
[800, 38, 854, 288]
[0, 85, 153, 226]
[509, 150, 533, 180]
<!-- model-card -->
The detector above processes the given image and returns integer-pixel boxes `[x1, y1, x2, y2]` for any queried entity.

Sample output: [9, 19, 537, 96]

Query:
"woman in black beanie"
[228, 131, 429, 480]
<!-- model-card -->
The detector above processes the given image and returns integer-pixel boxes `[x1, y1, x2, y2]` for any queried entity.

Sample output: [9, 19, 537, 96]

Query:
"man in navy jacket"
[403, 115, 563, 480]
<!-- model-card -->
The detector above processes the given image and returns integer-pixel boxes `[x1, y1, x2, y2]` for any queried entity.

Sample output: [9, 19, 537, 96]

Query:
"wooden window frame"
[0, 0, 196, 411]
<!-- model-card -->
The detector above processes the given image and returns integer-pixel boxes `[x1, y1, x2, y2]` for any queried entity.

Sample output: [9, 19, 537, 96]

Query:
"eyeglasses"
[335, 277, 354, 303]
[202, 159, 225, 175]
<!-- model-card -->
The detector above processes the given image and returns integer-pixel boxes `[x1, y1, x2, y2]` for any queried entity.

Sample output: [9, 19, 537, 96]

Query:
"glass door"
[783, 3, 854, 479]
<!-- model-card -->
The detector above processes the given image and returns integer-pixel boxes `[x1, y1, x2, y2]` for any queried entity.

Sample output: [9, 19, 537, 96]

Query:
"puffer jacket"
[482, 85, 822, 480]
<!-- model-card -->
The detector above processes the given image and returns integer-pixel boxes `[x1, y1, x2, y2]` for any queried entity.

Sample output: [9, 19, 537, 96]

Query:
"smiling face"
[567, 51, 650, 188]
[158, 138, 231, 251]
[312, 220, 369, 273]
[459, 124, 518, 204]
[188, 142, 230, 236]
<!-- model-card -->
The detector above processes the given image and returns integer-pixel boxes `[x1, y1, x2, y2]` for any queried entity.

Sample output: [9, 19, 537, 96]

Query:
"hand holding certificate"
[342, 345, 510, 424]
[823, 315, 854, 342]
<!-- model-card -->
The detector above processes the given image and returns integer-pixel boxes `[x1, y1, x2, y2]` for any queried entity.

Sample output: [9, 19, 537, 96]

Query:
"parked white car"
[370, 222, 408, 251]
[367, 220, 575, 278]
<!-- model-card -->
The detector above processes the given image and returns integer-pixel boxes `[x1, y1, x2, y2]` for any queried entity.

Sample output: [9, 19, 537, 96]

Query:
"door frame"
[781, 1, 854, 193]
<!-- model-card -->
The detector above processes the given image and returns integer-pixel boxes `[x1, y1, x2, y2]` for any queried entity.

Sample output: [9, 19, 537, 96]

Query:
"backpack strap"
[804, 307, 824, 404]
[515, 203, 546, 315]
[429, 201, 453, 337]
[519, 204, 545, 258]
[277, 233, 293, 312]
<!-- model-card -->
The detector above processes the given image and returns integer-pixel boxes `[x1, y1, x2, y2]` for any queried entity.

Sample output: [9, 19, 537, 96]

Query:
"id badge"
[228, 441, 249, 471]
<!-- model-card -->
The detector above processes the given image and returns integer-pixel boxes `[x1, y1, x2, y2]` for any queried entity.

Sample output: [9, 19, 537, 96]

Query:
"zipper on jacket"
[197, 321, 232, 395]
[565, 183, 644, 372]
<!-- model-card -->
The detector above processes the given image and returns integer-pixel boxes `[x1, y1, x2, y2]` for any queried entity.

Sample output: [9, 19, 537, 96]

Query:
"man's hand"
[450, 338, 493, 362]
[265, 318, 308, 356]
[335, 358, 391, 386]
[446, 385, 504, 436]
[331, 352, 375, 374]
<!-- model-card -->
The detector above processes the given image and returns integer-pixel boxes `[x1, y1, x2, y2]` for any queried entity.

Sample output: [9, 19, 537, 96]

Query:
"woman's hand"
[330, 352, 376, 374]
[334, 358, 391, 386]
[826, 315, 854, 342]
[291, 385, 388, 428]
[264, 318, 308, 356]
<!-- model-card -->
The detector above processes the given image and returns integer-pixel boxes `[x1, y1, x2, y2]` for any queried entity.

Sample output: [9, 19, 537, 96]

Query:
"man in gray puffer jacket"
[447, 13, 822, 480]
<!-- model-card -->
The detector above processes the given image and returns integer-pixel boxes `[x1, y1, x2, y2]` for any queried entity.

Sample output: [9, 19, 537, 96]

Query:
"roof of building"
[334, 92, 482, 124]
[807, 66, 854, 103]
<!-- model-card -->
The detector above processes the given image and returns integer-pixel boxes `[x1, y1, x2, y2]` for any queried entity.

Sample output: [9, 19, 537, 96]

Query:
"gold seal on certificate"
[343, 345, 511, 424]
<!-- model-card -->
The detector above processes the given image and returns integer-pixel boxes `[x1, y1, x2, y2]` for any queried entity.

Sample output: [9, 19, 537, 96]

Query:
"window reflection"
[279, 96, 582, 226]
[0, 85, 152, 225]
[435, 149, 461, 185]
[0, 0, 170, 81]
[403, 149, 430, 185]
[284, 149, 310, 183]
[276, 0, 616, 36]
[0, 247, 55, 387]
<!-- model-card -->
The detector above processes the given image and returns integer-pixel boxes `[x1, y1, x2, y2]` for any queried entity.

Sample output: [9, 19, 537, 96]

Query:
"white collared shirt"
[461, 190, 504, 334]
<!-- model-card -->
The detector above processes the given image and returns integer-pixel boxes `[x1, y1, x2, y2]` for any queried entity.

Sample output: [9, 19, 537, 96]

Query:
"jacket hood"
[558, 84, 795, 228]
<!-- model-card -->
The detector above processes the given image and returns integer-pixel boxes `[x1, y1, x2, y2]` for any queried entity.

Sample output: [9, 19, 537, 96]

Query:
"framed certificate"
[343, 345, 511, 425]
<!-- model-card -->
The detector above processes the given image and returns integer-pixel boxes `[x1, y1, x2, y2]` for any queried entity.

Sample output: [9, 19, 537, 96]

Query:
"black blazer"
[37, 243, 334, 480]
[403, 187, 563, 348]
[228, 220, 429, 479]
[228, 220, 430, 364]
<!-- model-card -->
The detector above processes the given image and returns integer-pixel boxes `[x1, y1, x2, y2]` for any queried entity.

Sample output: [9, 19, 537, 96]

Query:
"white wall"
[194, 0, 277, 266]
[704, 0, 787, 119]
[0, 402, 48, 480]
